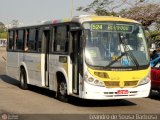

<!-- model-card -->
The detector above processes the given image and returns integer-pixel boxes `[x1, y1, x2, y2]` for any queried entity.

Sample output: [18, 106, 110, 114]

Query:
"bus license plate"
[117, 90, 128, 94]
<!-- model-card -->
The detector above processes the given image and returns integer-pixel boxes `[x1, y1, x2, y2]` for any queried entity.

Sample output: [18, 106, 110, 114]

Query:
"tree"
[121, 3, 160, 46]
[0, 21, 7, 39]
[77, 0, 160, 28]
[0, 22, 6, 32]
[10, 20, 20, 27]
[77, 0, 128, 16]
[77, 0, 147, 16]
[0, 22, 5, 27]
[121, 3, 160, 28]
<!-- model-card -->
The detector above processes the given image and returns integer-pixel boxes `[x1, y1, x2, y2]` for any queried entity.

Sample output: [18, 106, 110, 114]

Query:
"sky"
[0, 0, 93, 25]
[0, 0, 159, 26]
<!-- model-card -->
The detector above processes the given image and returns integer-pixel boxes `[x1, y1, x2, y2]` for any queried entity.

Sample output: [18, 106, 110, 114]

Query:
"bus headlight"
[85, 77, 105, 87]
[88, 77, 94, 82]
[138, 76, 150, 86]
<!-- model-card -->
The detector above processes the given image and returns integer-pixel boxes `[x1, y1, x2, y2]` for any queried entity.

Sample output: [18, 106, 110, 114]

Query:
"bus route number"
[91, 24, 102, 30]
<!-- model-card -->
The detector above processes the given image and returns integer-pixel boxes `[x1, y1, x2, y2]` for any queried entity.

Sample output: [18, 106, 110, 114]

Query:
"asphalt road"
[0, 47, 160, 120]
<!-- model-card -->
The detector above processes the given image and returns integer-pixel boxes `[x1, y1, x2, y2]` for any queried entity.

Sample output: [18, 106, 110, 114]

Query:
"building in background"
[0, 39, 7, 47]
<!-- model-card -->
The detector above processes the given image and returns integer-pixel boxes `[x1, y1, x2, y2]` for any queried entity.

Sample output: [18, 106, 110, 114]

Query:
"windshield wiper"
[119, 34, 139, 69]
[105, 52, 126, 68]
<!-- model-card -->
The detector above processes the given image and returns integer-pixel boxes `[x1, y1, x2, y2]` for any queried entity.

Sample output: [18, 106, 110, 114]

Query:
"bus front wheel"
[57, 80, 68, 102]
[20, 69, 28, 90]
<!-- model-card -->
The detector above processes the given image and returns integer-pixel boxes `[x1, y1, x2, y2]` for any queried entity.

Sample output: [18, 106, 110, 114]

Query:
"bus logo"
[119, 81, 125, 88]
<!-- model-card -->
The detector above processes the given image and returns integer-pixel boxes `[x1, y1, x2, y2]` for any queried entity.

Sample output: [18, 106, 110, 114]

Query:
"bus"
[6, 15, 151, 102]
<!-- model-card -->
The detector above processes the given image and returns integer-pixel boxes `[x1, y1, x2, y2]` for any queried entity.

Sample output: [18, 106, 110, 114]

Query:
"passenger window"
[8, 31, 14, 51]
[28, 29, 39, 52]
[15, 30, 24, 51]
[54, 26, 68, 53]
[37, 30, 41, 52]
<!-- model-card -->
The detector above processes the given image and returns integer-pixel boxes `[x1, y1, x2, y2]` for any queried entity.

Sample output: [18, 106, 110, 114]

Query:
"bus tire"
[20, 69, 28, 90]
[57, 79, 68, 102]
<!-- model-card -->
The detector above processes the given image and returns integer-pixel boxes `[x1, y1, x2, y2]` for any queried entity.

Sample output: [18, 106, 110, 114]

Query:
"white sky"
[0, 0, 93, 25]
[0, 0, 159, 25]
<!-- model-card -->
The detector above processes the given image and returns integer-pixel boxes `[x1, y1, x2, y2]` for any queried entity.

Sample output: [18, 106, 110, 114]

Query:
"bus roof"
[43, 15, 139, 25]
[71, 15, 139, 24]
[9, 15, 140, 29]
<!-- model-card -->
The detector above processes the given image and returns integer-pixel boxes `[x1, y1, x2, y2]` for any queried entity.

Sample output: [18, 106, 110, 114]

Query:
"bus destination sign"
[91, 24, 133, 33]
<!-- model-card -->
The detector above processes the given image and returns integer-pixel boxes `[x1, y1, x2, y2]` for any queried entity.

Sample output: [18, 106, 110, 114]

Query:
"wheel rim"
[59, 82, 67, 95]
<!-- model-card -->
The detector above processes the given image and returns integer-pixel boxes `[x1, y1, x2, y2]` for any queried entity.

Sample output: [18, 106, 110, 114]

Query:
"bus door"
[70, 30, 82, 94]
[42, 27, 51, 87]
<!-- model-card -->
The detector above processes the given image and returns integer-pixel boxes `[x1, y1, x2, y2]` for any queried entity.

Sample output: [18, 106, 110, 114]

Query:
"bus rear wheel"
[57, 80, 68, 102]
[20, 69, 28, 90]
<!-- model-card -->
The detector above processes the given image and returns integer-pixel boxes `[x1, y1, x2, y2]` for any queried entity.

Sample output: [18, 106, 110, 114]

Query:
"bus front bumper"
[81, 81, 151, 100]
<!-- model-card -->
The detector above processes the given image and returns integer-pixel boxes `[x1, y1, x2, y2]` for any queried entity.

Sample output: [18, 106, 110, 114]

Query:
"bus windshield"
[83, 22, 149, 68]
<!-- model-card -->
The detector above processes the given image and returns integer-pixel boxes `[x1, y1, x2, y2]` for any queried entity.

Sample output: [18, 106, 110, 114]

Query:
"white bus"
[7, 15, 151, 102]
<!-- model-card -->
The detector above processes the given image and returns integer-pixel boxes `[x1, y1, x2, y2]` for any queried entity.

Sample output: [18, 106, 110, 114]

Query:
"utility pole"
[71, 0, 74, 18]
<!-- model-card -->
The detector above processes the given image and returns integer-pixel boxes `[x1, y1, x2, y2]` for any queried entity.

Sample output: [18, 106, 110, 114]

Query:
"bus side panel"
[48, 54, 56, 91]
[23, 53, 42, 86]
[48, 55, 71, 92]
[49, 54, 62, 91]
[6, 52, 22, 80]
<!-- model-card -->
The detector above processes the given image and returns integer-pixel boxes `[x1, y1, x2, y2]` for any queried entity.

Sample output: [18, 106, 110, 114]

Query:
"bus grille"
[124, 81, 138, 87]
[104, 81, 119, 87]
[104, 81, 138, 88]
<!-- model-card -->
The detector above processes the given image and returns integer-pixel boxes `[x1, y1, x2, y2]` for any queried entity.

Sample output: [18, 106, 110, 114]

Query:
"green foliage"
[0, 21, 7, 39]
[0, 31, 7, 39]
[146, 31, 160, 43]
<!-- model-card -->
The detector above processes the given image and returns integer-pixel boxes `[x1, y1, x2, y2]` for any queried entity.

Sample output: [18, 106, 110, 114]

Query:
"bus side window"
[15, 30, 24, 51]
[54, 25, 68, 53]
[27, 29, 39, 52]
[25, 29, 29, 52]
[35, 29, 39, 52]
[8, 31, 14, 51]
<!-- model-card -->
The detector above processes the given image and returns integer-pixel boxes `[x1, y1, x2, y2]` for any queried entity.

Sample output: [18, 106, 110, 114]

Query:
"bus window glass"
[28, 29, 39, 52]
[16, 30, 24, 50]
[84, 22, 149, 68]
[8, 31, 14, 50]
[54, 26, 68, 52]
[36, 30, 40, 52]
